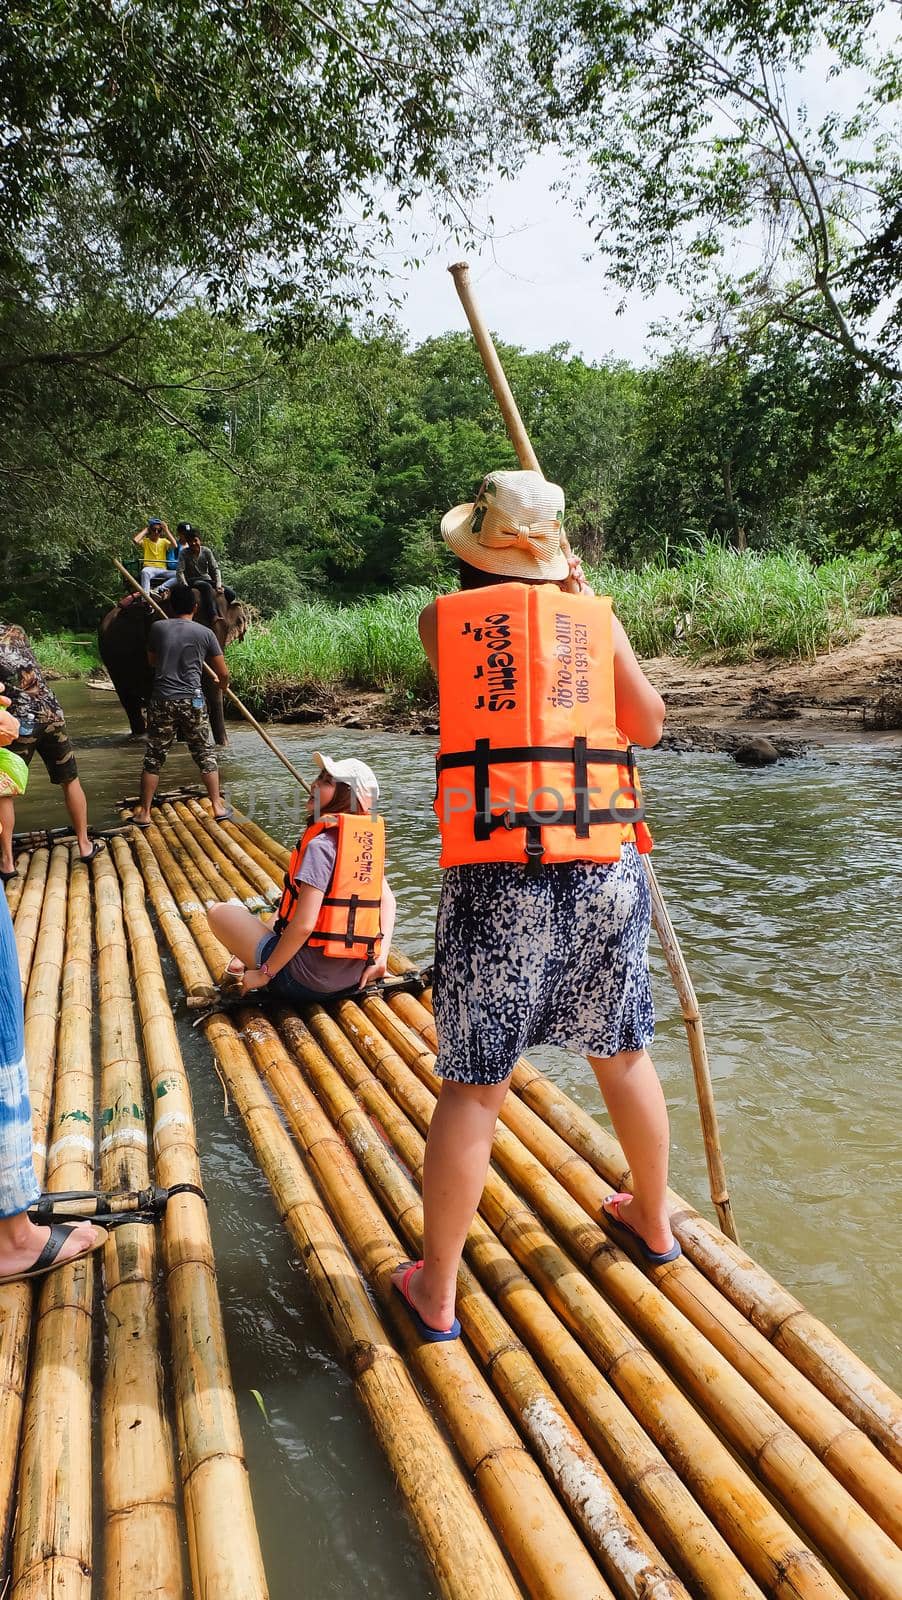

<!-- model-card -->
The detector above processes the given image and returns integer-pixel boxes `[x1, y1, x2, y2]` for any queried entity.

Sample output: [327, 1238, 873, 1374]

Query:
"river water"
[13, 682, 902, 1598]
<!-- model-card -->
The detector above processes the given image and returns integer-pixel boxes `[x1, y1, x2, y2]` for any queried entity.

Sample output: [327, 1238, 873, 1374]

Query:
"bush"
[232, 558, 302, 618]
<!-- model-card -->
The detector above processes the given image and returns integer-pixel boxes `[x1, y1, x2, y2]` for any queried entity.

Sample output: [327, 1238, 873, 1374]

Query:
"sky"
[370, 12, 898, 367]
[372, 150, 685, 368]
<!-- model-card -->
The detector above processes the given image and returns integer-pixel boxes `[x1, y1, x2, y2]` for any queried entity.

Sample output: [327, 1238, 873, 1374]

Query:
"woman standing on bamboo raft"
[0, 682, 105, 1284]
[207, 753, 397, 1003]
[391, 470, 674, 1342]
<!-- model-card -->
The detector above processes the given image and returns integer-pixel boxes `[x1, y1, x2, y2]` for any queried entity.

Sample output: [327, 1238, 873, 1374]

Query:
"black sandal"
[79, 840, 107, 863]
[0, 1221, 106, 1285]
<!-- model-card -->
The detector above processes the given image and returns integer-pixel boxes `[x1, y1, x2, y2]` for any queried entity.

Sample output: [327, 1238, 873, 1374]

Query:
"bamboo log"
[363, 993, 902, 1600]
[335, 994, 862, 1600]
[234, 1008, 616, 1600]
[273, 1009, 721, 1600]
[3, 851, 30, 918]
[128, 825, 217, 998]
[384, 994, 902, 1542]
[112, 837, 269, 1600]
[93, 849, 185, 1599]
[12, 846, 50, 997]
[0, 848, 66, 1572]
[160, 801, 247, 908]
[23, 847, 70, 1169]
[184, 798, 281, 901]
[12, 853, 96, 1600]
[112, 556, 310, 789]
[201, 1009, 523, 1600]
[388, 953, 902, 1476]
[172, 799, 266, 909]
[226, 808, 292, 872]
[125, 815, 230, 978]
[298, 1002, 773, 1600]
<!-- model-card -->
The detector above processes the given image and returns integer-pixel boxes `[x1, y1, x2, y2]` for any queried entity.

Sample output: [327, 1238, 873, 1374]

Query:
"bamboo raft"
[3, 795, 902, 1600]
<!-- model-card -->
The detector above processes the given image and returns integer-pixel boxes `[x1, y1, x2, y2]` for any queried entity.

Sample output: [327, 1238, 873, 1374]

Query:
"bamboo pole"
[448, 259, 738, 1242]
[3, 851, 30, 918]
[357, 994, 902, 1600]
[93, 849, 185, 1598]
[250, 1009, 682, 1600]
[12, 853, 96, 1600]
[292, 1005, 764, 1600]
[383, 994, 902, 1541]
[12, 846, 50, 997]
[112, 556, 310, 789]
[200, 1010, 524, 1600]
[159, 801, 247, 908]
[126, 815, 229, 979]
[112, 837, 269, 1600]
[0, 848, 67, 1572]
[184, 798, 281, 901]
[172, 799, 267, 908]
[128, 824, 218, 998]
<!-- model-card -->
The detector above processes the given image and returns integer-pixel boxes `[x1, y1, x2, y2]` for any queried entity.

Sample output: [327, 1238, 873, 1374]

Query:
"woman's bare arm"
[612, 614, 665, 747]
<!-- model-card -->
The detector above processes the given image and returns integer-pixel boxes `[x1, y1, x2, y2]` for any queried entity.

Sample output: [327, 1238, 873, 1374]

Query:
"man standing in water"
[130, 585, 233, 827]
[0, 622, 104, 880]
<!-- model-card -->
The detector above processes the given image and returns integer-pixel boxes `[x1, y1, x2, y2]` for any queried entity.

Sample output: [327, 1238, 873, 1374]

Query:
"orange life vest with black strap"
[434, 584, 653, 870]
[274, 812, 385, 960]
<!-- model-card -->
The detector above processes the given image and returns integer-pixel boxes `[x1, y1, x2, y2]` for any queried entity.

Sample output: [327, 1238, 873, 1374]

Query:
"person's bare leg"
[206, 902, 267, 970]
[0, 1211, 105, 1279]
[589, 1047, 674, 1254]
[131, 769, 159, 825]
[201, 768, 229, 819]
[390, 1076, 511, 1331]
[61, 777, 91, 857]
[0, 795, 16, 873]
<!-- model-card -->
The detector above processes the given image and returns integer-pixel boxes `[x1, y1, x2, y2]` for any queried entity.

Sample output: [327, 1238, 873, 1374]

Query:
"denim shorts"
[254, 931, 338, 1005]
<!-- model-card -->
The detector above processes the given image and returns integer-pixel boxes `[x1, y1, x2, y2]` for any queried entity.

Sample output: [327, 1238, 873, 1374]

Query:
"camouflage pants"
[143, 695, 217, 775]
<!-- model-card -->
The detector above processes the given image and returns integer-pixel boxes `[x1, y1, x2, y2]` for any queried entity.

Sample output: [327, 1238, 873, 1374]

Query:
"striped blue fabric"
[0, 890, 39, 1218]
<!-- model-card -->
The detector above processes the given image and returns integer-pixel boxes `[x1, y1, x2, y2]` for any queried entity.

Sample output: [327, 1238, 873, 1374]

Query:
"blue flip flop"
[393, 1260, 461, 1342]
[602, 1193, 682, 1266]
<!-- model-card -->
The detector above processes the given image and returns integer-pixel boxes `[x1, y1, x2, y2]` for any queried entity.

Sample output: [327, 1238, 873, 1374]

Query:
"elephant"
[98, 585, 250, 745]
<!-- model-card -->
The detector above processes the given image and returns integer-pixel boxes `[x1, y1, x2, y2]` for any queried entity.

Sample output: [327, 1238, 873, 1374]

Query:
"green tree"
[524, 0, 901, 381]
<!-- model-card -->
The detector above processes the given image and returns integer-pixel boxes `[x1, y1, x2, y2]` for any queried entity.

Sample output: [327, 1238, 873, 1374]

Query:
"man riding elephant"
[176, 524, 233, 627]
[98, 579, 249, 745]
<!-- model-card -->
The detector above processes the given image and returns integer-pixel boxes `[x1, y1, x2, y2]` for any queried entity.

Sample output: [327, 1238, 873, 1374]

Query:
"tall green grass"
[225, 545, 893, 708]
[32, 633, 100, 679]
[592, 545, 893, 661]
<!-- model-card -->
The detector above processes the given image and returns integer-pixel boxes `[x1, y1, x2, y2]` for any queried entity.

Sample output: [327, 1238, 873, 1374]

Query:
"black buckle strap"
[437, 742, 629, 772]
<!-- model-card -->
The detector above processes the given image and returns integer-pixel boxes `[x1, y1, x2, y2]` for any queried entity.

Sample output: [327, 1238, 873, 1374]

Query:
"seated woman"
[133, 518, 178, 595]
[207, 753, 396, 1001]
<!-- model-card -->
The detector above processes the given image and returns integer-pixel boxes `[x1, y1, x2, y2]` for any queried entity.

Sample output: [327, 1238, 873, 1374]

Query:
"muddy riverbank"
[232, 614, 902, 754]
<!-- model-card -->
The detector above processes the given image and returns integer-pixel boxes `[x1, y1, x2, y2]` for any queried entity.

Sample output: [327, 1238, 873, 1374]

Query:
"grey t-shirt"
[149, 619, 221, 699]
[285, 830, 368, 992]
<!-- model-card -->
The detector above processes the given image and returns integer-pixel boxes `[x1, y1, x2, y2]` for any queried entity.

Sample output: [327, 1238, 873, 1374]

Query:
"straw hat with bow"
[440, 470, 570, 582]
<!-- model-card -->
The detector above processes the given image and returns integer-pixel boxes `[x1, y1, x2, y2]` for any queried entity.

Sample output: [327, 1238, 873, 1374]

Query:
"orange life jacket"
[274, 812, 385, 960]
[434, 584, 653, 870]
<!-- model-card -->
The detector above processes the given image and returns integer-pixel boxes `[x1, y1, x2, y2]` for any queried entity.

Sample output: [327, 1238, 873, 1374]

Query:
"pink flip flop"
[602, 1193, 681, 1266]
[392, 1260, 461, 1342]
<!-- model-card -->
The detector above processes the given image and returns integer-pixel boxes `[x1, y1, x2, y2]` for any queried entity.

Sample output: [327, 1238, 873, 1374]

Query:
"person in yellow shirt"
[132, 517, 178, 595]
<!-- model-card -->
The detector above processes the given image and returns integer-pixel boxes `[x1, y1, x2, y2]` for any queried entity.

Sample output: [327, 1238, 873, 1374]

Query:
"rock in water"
[732, 737, 780, 767]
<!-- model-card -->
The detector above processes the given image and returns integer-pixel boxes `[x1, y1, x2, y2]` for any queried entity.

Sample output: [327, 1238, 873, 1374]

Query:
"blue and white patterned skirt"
[0, 1049, 40, 1218]
[433, 843, 655, 1086]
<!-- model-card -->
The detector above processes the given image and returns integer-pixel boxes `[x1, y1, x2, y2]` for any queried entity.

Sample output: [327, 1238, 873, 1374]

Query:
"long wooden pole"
[112, 557, 310, 790]
[448, 260, 739, 1243]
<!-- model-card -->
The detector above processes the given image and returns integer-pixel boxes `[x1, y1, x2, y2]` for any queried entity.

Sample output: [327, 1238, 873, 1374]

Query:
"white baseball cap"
[313, 752, 380, 811]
